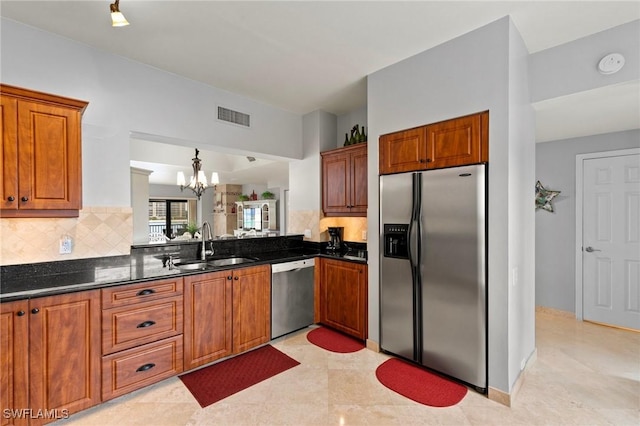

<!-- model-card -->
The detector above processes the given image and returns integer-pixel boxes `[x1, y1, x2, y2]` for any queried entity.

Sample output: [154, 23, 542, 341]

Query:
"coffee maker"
[327, 227, 344, 253]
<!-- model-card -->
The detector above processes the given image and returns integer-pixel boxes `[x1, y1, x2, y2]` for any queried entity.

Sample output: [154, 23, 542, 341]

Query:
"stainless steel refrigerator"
[379, 164, 487, 392]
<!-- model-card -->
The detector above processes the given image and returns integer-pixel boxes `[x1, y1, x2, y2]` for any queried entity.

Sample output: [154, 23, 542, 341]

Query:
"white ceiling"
[2, 1, 639, 183]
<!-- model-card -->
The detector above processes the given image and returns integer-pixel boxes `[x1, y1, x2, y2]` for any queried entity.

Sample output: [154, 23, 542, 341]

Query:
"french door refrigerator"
[379, 164, 487, 392]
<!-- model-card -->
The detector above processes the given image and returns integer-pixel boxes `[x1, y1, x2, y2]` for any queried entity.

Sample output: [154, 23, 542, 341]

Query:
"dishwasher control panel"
[271, 258, 315, 273]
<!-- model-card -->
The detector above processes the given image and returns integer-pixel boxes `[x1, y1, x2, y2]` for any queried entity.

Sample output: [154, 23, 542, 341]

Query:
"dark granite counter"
[0, 235, 366, 302]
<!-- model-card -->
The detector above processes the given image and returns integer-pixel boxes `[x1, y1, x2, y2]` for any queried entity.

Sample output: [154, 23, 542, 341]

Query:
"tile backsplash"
[288, 209, 368, 243]
[0, 206, 132, 266]
[319, 216, 368, 243]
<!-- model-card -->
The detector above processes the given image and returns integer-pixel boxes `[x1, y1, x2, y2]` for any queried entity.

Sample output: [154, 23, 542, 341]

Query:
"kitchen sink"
[173, 256, 258, 271]
[207, 257, 257, 267]
[174, 261, 209, 271]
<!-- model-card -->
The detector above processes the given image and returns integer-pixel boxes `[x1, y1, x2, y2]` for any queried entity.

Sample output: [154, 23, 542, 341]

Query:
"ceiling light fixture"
[177, 149, 218, 199]
[110, 0, 130, 27]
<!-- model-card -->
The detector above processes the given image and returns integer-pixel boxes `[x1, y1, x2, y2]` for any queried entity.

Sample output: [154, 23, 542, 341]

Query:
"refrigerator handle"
[408, 173, 421, 267]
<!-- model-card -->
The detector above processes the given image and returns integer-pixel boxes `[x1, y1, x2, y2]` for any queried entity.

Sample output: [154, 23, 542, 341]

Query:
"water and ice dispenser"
[383, 224, 409, 259]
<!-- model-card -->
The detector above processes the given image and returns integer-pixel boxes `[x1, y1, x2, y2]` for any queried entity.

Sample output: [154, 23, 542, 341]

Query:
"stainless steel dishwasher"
[271, 258, 315, 339]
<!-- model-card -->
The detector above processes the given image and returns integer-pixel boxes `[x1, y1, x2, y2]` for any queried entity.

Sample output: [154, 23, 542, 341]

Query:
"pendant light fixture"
[110, 0, 130, 27]
[177, 149, 219, 200]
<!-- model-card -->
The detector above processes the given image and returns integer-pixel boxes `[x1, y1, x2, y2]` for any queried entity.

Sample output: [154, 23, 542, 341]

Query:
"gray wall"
[337, 106, 368, 149]
[368, 17, 536, 394]
[289, 110, 336, 212]
[535, 129, 640, 312]
[530, 20, 639, 103]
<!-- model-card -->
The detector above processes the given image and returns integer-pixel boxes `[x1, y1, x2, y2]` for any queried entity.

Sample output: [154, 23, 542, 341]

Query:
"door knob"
[585, 246, 601, 252]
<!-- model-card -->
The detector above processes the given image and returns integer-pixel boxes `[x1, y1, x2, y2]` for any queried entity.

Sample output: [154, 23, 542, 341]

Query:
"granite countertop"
[0, 237, 366, 302]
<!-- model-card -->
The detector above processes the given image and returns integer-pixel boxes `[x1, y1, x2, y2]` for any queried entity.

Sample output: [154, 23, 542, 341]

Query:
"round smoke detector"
[598, 53, 625, 75]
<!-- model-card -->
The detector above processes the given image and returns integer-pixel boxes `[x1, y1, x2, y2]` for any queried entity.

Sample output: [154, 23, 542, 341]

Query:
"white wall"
[535, 129, 640, 311]
[0, 18, 302, 208]
[368, 17, 534, 394]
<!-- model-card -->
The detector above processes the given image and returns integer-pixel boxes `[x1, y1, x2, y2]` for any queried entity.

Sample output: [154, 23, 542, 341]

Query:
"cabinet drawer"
[102, 278, 183, 309]
[102, 335, 183, 401]
[102, 297, 183, 354]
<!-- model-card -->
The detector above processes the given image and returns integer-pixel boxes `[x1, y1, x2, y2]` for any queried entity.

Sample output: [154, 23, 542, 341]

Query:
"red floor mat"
[376, 358, 467, 407]
[179, 345, 300, 407]
[306, 327, 365, 353]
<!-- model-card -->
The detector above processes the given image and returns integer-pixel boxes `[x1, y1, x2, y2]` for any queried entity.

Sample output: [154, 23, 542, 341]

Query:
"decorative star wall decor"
[535, 181, 561, 212]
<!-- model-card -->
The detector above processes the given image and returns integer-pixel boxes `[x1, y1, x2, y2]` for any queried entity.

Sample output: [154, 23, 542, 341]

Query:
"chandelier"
[109, 0, 130, 27]
[177, 149, 219, 200]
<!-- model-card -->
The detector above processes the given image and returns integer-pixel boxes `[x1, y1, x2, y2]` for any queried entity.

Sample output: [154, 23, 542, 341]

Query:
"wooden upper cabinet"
[425, 112, 487, 169]
[379, 111, 488, 175]
[321, 143, 367, 216]
[379, 127, 427, 174]
[1, 84, 88, 217]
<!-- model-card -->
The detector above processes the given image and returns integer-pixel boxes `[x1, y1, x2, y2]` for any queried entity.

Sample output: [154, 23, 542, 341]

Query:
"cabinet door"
[350, 145, 368, 215]
[28, 290, 101, 423]
[319, 259, 367, 340]
[232, 264, 271, 354]
[1, 96, 18, 211]
[322, 151, 351, 215]
[183, 271, 232, 370]
[379, 127, 427, 175]
[1, 300, 29, 426]
[17, 100, 82, 211]
[425, 113, 484, 169]
[322, 144, 368, 217]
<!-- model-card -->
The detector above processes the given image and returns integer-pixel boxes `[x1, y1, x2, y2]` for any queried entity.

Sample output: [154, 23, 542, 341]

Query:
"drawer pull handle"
[136, 363, 156, 372]
[137, 289, 156, 296]
[137, 320, 156, 328]
[17, 310, 25, 316]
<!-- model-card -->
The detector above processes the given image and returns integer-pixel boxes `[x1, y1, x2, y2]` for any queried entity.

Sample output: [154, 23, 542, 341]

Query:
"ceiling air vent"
[218, 106, 250, 127]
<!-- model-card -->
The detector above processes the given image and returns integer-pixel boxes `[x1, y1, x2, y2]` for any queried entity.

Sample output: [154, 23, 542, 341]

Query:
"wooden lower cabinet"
[101, 335, 183, 401]
[317, 258, 368, 340]
[1, 291, 101, 426]
[100, 278, 184, 402]
[183, 270, 233, 370]
[183, 264, 271, 370]
[231, 265, 271, 354]
[1, 300, 29, 426]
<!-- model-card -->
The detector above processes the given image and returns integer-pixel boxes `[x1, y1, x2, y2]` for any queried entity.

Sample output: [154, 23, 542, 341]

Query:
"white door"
[582, 153, 640, 330]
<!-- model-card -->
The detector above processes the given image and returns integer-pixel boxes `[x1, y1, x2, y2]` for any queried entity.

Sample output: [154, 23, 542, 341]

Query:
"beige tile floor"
[54, 310, 639, 425]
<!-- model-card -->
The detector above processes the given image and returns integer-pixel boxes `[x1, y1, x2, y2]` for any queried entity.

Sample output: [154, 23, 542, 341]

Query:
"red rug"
[375, 358, 467, 407]
[306, 327, 365, 353]
[179, 345, 299, 407]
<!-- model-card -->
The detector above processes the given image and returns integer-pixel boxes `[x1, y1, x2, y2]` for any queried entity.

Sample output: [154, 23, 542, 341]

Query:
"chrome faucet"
[201, 221, 214, 260]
